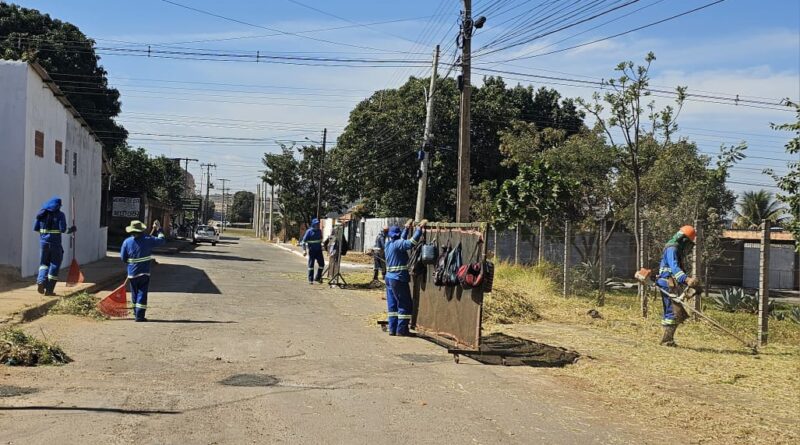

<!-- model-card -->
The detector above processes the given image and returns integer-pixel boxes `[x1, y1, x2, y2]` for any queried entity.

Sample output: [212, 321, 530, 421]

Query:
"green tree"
[734, 190, 788, 229]
[0, 3, 127, 154]
[578, 52, 686, 316]
[767, 100, 800, 248]
[494, 160, 577, 231]
[111, 147, 184, 208]
[229, 191, 255, 223]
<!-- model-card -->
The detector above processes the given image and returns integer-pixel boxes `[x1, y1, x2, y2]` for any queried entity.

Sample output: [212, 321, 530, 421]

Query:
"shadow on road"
[109, 319, 237, 324]
[0, 406, 180, 415]
[150, 264, 222, 294]
[178, 252, 263, 262]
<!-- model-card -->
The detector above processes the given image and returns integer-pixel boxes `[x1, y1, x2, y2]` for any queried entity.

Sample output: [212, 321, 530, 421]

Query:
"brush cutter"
[635, 268, 758, 353]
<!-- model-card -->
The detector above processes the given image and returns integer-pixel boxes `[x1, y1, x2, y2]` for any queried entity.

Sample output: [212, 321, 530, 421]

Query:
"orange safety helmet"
[679, 225, 697, 242]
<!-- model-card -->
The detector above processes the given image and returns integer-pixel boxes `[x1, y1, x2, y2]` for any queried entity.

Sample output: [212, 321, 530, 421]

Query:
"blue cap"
[388, 225, 402, 239]
[311, 218, 320, 227]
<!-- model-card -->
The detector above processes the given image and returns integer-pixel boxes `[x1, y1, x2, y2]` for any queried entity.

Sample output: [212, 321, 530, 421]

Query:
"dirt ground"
[0, 236, 674, 444]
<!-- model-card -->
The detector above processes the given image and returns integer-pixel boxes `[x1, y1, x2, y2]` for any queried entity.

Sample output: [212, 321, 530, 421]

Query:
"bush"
[571, 259, 622, 293]
[712, 287, 774, 315]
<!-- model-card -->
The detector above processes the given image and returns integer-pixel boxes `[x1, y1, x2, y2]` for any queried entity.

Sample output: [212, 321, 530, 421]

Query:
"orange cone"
[98, 282, 129, 318]
[66, 258, 84, 287]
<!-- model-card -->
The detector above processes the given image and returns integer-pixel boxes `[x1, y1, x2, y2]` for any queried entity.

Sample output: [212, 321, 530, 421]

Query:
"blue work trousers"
[387, 278, 412, 335]
[37, 243, 63, 293]
[657, 279, 687, 325]
[307, 251, 324, 282]
[129, 275, 151, 321]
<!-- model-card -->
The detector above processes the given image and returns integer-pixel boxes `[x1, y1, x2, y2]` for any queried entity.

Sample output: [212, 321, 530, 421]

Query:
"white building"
[0, 61, 108, 277]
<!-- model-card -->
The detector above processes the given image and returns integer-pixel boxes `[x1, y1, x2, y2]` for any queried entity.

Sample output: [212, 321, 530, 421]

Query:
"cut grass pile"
[50, 292, 107, 319]
[491, 262, 800, 445]
[0, 328, 70, 366]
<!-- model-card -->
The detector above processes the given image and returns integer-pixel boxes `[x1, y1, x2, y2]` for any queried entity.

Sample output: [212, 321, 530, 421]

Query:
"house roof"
[722, 229, 796, 243]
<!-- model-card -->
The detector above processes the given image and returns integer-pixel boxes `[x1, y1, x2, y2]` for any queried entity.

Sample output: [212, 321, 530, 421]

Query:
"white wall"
[21, 65, 72, 276]
[0, 61, 28, 270]
[66, 118, 107, 265]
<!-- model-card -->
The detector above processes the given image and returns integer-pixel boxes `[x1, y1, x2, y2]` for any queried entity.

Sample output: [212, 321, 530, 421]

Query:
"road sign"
[181, 199, 201, 210]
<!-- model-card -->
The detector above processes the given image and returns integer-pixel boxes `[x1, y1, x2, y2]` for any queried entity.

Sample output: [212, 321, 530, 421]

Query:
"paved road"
[1, 236, 652, 444]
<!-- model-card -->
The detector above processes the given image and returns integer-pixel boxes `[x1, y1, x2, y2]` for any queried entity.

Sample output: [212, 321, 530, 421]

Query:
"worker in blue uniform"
[656, 225, 699, 346]
[301, 218, 324, 284]
[33, 197, 76, 296]
[120, 220, 166, 322]
[384, 219, 427, 336]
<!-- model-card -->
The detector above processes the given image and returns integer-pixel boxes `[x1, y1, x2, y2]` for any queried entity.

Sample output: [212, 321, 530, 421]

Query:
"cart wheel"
[453, 354, 460, 364]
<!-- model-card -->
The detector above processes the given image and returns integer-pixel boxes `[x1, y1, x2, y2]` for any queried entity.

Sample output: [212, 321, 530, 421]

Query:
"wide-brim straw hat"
[125, 220, 148, 233]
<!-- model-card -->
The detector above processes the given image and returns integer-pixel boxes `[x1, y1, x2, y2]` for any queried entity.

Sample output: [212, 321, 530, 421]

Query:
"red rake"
[66, 258, 84, 287]
[98, 282, 129, 318]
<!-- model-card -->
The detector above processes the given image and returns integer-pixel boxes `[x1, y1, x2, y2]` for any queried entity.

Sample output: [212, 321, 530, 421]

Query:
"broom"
[66, 197, 84, 287]
[97, 280, 129, 318]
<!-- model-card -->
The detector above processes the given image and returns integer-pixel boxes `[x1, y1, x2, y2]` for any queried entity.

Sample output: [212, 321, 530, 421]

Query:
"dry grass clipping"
[0, 328, 70, 366]
[492, 263, 800, 445]
[50, 292, 107, 319]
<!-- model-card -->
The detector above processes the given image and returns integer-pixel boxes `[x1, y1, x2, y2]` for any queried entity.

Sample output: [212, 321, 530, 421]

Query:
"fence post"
[538, 220, 545, 264]
[563, 220, 571, 297]
[514, 226, 520, 265]
[692, 219, 704, 319]
[758, 220, 770, 346]
[598, 218, 606, 306]
[640, 219, 648, 318]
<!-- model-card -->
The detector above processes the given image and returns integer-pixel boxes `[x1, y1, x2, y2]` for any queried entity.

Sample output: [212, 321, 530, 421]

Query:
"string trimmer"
[635, 268, 758, 354]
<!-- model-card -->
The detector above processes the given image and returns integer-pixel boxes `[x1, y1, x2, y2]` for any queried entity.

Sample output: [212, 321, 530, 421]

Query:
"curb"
[269, 243, 370, 269]
[6, 271, 127, 326]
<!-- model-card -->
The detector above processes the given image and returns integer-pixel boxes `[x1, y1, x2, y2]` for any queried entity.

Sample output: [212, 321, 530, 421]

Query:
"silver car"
[193, 225, 219, 246]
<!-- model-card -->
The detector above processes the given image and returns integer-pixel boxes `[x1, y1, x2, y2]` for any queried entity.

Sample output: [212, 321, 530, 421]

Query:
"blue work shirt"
[33, 197, 67, 246]
[385, 228, 423, 283]
[301, 228, 323, 254]
[120, 231, 167, 279]
[657, 246, 688, 287]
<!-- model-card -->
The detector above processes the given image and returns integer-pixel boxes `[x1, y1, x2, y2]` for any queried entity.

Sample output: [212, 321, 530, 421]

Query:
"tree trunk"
[634, 174, 647, 318]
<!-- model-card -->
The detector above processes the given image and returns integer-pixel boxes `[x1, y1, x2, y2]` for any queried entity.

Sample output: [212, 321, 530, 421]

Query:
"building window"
[64, 150, 70, 174]
[34, 131, 44, 157]
[73, 152, 78, 175]
[55, 140, 63, 164]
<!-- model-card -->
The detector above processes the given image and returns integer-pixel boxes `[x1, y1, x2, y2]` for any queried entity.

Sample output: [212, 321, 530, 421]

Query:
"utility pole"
[456, 0, 474, 223]
[201, 163, 216, 224]
[219, 178, 229, 233]
[268, 183, 274, 241]
[414, 45, 440, 222]
[316, 128, 327, 219]
[255, 183, 261, 236]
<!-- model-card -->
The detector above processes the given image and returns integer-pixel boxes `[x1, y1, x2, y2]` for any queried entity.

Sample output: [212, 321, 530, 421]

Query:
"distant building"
[0, 61, 109, 277]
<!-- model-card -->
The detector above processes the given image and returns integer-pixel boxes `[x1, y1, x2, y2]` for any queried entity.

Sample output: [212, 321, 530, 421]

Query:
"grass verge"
[50, 292, 107, 320]
[0, 328, 70, 366]
[490, 262, 800, 445]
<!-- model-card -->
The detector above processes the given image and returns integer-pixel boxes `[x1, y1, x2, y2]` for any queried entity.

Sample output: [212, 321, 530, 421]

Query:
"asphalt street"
[0, 236, 653, 444]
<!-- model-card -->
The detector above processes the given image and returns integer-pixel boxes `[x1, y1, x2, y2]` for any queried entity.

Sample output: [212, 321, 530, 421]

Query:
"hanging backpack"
[407, 230, 427, 277]
[444, 242, 463, 287]
[457, 239, 484, 289]
[420, 235, 438, 264]
[433, 241, 451, 286]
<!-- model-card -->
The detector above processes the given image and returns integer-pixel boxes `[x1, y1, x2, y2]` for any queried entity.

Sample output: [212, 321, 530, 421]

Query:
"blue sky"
[13, 0, 800, 195]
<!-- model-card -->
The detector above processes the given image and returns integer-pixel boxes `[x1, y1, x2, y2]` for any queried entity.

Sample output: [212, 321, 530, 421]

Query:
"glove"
[405, 219, 414, 228]
[153, 221, 161, 229]
[67, 226, 77, 234]
[302, 251, 307, 257]
[419, 219, 429, 228]
[686, 277, 700, 288]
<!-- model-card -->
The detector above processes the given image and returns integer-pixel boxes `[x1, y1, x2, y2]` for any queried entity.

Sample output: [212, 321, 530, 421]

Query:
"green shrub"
[712, 287, 774, 315]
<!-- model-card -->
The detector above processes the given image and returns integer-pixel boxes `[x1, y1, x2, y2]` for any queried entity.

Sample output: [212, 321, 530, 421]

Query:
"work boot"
[660, 325, 677, 347]
[37, 282, 46, 295]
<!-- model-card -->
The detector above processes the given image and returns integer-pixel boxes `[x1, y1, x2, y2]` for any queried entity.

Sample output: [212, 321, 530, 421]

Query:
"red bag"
[457, 262, 483, 289]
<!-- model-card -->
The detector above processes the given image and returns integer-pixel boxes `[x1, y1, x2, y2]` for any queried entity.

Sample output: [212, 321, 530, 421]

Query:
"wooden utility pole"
[415, 45, 440, 222]
[219, 178, 229, 233]
[316, 128, 327, 219]
[268, 183, 274, 241]
[538, 221, 545, 264]
[456, 0, 472, 223]
[758, 220, 771, 346]
[693, 219, 704, 318]
[255, 183, 261, 236]
[563, 220, 571, 297]
[200, 163, 216, 224]
[514, 226, 520, 264]
[598, 218, 606, 306]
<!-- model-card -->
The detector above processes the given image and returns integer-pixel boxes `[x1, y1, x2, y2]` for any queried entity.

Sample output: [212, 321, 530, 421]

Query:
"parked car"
[193, 225, 219, 246]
